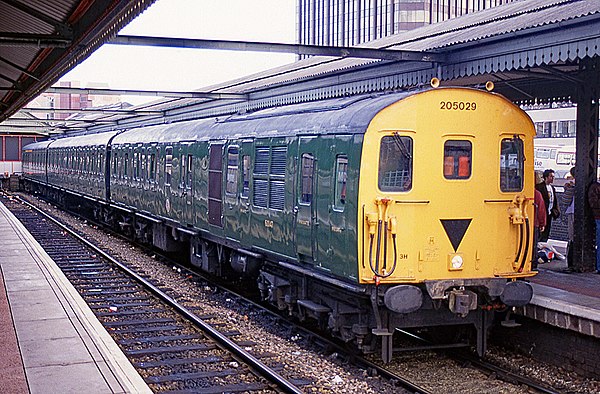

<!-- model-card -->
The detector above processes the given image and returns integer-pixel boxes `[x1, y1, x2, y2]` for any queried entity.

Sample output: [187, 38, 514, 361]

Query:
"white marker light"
[451, 255, 464, 270]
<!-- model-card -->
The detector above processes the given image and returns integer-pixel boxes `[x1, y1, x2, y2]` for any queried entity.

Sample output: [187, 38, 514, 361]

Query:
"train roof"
[112, 91, 414, 144]
[22, 140, 53, 151]
[48, 131, 119, 148]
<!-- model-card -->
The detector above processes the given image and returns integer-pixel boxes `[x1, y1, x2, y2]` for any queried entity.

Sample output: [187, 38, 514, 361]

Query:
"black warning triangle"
[440, 219, 472, 252]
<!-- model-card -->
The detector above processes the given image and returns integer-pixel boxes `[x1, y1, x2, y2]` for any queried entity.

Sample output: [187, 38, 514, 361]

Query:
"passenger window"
[180, 154, 186, 188]
[241, 155, 250, 198]
[134, 152, 139, 180]
[334, 156, 348, 211]
[226, 147, 239, 195]
[186, 154, 193, 189]
[165, 147, 173, 186]
[124, 153, 129, 177]
[379, 135, 412, 191]
[300, 153, 314, 204]
[141, 153, 147, 180]
[444, 140, 472, 179]
[500, 137, 524, 192]
[113, 155, 118, 179]
[149, 153, 156, 182]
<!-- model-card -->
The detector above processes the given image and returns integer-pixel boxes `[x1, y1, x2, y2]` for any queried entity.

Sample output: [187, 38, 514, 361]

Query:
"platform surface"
[524, 247, 600, 338]
[0, 199, 151, 394]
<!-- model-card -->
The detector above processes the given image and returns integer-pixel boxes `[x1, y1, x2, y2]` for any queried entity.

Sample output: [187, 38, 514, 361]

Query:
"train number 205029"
[440, 101, 477, 110]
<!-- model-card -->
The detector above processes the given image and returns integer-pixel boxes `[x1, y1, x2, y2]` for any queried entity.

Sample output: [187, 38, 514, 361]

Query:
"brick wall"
[492, 316, 600, 378]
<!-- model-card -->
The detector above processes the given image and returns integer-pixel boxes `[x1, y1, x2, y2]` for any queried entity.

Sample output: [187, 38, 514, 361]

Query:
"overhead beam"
[20, 107, 163, 116]
[110, 35, 447, 62]
[0, 32, 72, 47]
[0, 56, 39, 81]
[45, 86, 247, 100]
[3, 118, 117, 125]
[0, 124, 62, 133]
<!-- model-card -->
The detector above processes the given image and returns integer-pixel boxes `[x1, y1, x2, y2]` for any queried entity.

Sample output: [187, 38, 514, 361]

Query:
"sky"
[59, 0, 297, 104]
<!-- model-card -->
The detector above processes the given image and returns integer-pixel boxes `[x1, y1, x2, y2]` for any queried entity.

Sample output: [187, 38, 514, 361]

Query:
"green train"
[23, 87, 536, 361]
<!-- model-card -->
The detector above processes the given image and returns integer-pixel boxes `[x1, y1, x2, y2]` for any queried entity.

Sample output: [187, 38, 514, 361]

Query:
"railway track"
[3, 195, 305, 394]
[4, 192, 572, 393]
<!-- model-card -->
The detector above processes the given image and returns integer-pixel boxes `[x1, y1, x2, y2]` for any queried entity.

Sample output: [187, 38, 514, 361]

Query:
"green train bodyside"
[108, 99, 382, 280]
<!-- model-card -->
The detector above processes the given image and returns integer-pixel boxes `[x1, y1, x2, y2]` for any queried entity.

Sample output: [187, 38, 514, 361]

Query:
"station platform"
[0, 200, 151, 394]
[520, 240, 600, 339]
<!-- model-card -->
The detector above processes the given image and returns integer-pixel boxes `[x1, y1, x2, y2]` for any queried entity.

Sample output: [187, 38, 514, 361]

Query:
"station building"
[297, 0, 516, 50]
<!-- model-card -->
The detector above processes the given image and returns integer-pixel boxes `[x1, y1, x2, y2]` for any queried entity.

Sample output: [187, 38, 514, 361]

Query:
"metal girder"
[3, 118, 116, 125]
[0, 33, 72, 47]
[0, 56, 39, 81]
[45, 86, 247, 100]
[573, 58, 600, 273]
[110, 35, 446, 62]
[19, 107, 163, 116]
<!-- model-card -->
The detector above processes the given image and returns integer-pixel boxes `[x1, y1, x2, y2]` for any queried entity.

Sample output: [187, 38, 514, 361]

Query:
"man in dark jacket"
[535, 169, 559, 242]
[587, 181, 600, 273]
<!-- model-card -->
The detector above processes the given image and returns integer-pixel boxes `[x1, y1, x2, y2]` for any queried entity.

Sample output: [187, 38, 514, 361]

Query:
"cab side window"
[379, 135, 412, 192]
[500, 137, 524, 192]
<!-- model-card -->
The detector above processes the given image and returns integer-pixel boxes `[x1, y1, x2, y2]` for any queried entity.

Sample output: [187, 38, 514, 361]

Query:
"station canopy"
[1, 0, 599, 136]
[0, 0, 156, 126]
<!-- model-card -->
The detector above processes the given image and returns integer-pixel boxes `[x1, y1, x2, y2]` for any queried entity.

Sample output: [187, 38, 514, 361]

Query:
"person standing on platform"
[587, 180, 600, 273]
[533, 188, 546, 269]
[536, 169, 560, 242]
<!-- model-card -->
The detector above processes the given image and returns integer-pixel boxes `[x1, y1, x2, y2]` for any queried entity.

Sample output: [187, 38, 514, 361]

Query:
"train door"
[223, 140, 253, 244]
[295, 137, 319, 263]
[208, 142, 223, 227]
[327, 153, 350, 268]
[170, 142, 194, 224]
[223, 143, 240, 237]
[238, 140, 253, 245]
[181, 142, 194, 225]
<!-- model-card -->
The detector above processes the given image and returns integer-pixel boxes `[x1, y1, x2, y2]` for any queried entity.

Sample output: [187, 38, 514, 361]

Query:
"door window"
[500, 137, 524, 192]
[300, 153, 315, 204]
[226, 147, 239, 195]
[334, 156, 348, 211]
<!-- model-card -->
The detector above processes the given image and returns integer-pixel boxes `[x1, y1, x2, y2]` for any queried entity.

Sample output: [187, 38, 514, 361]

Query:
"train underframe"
[23, 183, 515, 362]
